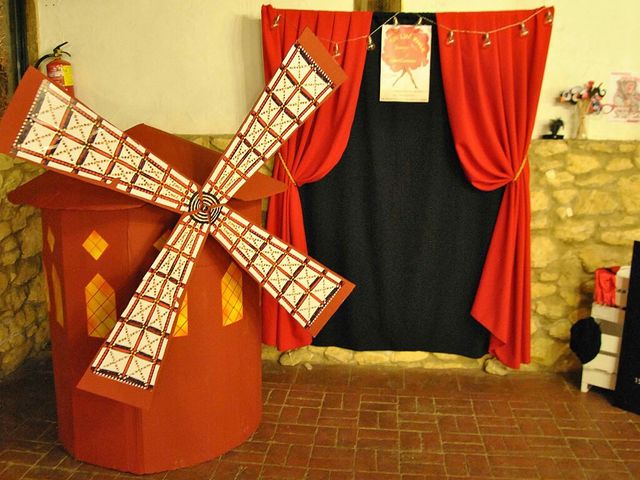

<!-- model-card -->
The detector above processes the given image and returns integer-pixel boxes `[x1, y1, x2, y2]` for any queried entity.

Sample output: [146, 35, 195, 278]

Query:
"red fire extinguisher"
[35, 42, 75, 95]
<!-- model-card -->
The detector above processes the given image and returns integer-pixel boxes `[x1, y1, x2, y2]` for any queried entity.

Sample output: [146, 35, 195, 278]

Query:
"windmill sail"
[0, 73, 198, 213]
[88, 215, 209, 390]
[204, 30, 345, 203]
[212, 206, 353, 336]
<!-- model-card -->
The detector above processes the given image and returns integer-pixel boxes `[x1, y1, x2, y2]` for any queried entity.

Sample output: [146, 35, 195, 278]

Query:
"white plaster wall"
[36, 0, 639, 140]
[35, 0, 350, 134]
[403, 0, 640, 140]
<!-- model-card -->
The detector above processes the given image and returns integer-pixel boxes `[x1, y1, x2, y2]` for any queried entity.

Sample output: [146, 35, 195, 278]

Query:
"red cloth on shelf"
[595, 266, 621, 306]
[437, 8, 554, 368]
[260, 6, 372, 350]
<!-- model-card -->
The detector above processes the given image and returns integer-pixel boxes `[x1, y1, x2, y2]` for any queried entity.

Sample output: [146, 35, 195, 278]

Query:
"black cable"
[9, 0, 29, 80]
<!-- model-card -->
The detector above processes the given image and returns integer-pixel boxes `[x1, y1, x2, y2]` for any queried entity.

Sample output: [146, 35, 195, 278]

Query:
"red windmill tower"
[1, 29, 353, 473]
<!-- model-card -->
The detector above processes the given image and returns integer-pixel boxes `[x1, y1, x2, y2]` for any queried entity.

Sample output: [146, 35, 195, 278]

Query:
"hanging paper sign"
[608, 72, 640, 122]
[380, 25, 432, 103]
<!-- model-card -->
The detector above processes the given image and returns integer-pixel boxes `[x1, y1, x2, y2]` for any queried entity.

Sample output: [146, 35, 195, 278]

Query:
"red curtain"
[261, 5, 372, 350]
[437, 8, 554, 368]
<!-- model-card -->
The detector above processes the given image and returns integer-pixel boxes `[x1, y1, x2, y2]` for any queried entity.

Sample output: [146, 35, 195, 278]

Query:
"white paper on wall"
[608, 72, 640, 123]
[379, 25, 432, 103]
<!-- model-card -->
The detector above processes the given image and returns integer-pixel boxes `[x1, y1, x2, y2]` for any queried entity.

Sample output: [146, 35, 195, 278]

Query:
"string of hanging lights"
[270, 7, 553, 56]
[416, 7, 552, 48]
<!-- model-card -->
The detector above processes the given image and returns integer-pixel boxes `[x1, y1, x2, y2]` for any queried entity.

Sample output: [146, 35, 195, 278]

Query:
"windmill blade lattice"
[212, 207, 349, 335]
[0, 29, 353, 407]
[203, 29, 344, 203]
[4, 78, 198, 213]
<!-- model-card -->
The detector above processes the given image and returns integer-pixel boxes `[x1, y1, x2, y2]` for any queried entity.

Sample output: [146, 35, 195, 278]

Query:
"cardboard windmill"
[1, 29, 354, 472]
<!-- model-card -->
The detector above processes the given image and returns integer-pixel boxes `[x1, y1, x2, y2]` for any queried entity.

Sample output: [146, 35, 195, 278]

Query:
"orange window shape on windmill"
[174, 293, 189, 337]
[82, 230, 117, 338]
[82, 229, 109, 260]
[45, 226, 65, 328]
[85, 273, 117, 338]
[221, 262, 243, 326]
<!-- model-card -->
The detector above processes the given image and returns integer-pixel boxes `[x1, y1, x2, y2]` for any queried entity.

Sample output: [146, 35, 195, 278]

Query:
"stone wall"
[528, 139, 640, 369]
[1, 139, 639, 378]
[0, 155, 48, 378]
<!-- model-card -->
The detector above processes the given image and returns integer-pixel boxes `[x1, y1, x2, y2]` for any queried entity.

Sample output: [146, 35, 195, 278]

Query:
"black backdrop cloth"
[300, 13, 504, 357]
[614, 241, 640, 414]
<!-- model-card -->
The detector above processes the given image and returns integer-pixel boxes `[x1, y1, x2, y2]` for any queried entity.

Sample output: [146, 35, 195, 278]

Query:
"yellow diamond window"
[47, 227, 55, 252]
[173, 293, 188, 337]
[49, 264, 64, 327]
[43, 268, 52, 314]
[85, 273, 117, 338]
[82, 230, 108, 260]
[153, 230, 172, 251]
[221, 262, 243, 327]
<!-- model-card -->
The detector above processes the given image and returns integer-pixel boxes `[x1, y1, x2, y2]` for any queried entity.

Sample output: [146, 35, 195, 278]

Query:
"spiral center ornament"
[189, 192, 222, 224]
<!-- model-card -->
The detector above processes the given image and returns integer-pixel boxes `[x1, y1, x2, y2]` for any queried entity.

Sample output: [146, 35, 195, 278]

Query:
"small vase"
[576, 100, 589, 139]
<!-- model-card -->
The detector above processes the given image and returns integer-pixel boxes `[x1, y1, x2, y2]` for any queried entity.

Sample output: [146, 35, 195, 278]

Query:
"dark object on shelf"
[570, 316, 601, 364]
[542, 118, 564, 139]
[614, 240, 640, 415]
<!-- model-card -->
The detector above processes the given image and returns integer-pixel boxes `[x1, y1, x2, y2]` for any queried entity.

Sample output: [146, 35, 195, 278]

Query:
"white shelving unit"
[580, 267, 630, 393]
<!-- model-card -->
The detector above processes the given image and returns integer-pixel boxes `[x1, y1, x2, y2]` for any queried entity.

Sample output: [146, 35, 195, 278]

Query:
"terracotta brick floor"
[1, 358, 639, 479]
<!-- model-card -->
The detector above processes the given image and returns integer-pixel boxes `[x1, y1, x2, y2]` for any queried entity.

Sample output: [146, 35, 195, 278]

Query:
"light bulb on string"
[545, 10, 553, 24]
[446, 30, 455, 45]
[520, 22, 529, 36]
[367, 36, 376, 51]
[482, 32, 491, 48]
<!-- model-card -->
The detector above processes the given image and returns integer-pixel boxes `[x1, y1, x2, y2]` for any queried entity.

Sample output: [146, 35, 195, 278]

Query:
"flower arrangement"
[559, 81, 606, 138]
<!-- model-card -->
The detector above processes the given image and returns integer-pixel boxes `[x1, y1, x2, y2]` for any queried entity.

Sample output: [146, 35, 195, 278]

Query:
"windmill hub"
[189, 191, 221, 224]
